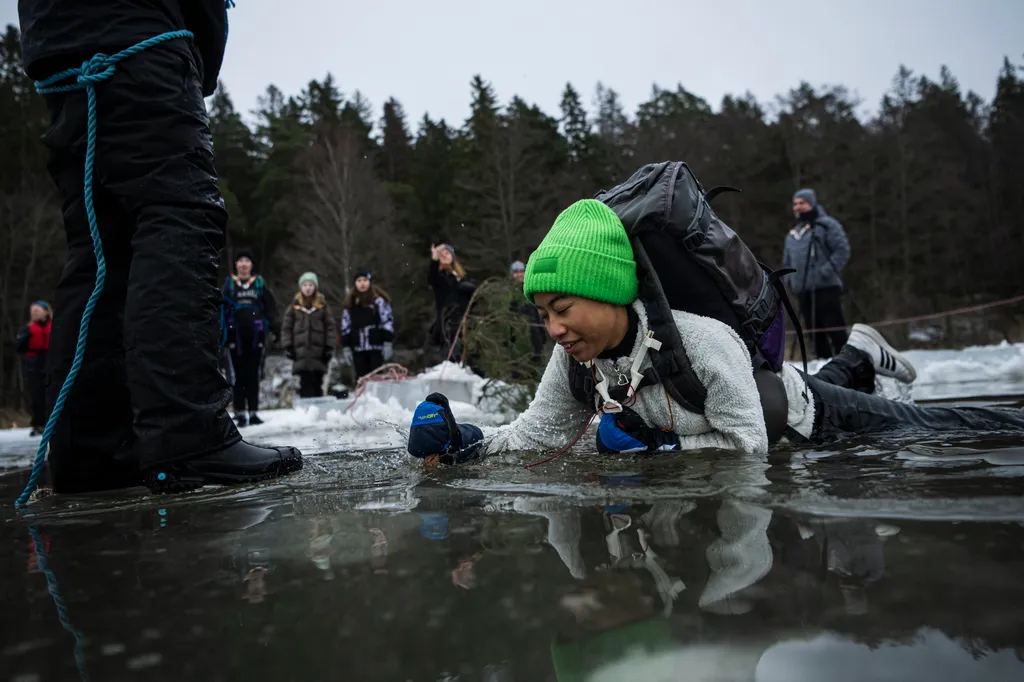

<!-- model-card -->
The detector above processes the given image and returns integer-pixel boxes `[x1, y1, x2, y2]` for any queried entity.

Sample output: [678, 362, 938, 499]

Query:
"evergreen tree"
[988, 56, 1024, 295]
[379, 97, 414, 183]
[409, 114, 459, 244]
[3, 19, 1024, 404]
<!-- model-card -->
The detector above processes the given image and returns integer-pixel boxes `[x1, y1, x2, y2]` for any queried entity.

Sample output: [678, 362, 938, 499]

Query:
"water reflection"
[2, 469, 1023, 681]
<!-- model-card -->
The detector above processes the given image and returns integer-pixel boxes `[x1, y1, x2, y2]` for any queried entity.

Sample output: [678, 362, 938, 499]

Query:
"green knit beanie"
[523, 199, 638, 305]
[298, 271, 319, 289]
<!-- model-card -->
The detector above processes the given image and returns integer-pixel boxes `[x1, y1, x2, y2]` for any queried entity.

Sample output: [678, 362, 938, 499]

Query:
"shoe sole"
[851, 324, 917, 382]
[143, 457, 303, 495]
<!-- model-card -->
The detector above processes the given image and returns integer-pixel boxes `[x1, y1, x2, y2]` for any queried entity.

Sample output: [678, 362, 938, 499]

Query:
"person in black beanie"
[222, 249, 279, 426]
[341, 269, 395, 380]
[17, 0, 301, 494]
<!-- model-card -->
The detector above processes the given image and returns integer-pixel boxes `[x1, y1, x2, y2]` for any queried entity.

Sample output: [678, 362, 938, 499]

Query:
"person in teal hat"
[281, 271, 337, 398]
[407, 199, 1024, 464]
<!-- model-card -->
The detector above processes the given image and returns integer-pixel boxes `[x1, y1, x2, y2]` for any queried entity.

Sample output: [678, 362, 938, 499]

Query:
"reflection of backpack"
[568, 161, 804, 415]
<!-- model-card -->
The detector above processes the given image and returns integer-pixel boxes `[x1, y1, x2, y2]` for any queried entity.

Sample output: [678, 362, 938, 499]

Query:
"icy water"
[2, 407, 1024, 681]
[1, 343, 1024, 681]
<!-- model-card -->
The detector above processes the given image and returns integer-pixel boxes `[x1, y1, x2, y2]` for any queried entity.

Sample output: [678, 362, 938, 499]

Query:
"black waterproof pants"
[231, 345, 264, 413]
[813, 345, 875, 394]
[354, 351, 383, 380]
[297, 371, 324, 398]
[805, 348, 1024, 441]
[801, 286, 848, 360]
[41, 39, 238, 492]
[24, 367, 48, 429]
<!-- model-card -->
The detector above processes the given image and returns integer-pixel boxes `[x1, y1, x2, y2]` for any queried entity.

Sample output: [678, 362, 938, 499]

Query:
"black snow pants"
[805, 346, 1024, 441]
[353, 350, 383, 380]
[231, 344, 264, 414]
[41, 38, 238, 493]
[24, 365, 48, 429]
[800, 286, 848, 360]
[297, 371, 324, 398]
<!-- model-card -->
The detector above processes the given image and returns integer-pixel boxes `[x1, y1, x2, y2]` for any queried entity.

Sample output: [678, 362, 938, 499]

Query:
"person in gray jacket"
[783, 188, 851, 359]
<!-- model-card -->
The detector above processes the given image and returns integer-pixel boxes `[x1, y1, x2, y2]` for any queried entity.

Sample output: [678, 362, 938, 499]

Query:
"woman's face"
[439, 249, 454, 266]
[300, 281, 316, 298]
[354, 276, 371, 292]
[533, 293, 629, 363]
[29, 305, 47, 323]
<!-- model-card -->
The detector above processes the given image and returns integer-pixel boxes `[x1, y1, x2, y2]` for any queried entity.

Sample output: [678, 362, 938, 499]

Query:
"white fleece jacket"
[479, 301, 817, 457]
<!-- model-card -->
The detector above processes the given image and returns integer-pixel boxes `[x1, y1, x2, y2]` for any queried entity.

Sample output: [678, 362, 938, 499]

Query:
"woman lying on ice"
[408, 199, 1024, 465]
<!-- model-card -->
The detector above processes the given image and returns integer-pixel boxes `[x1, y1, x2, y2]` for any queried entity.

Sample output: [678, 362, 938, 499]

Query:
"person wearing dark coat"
[783, 188, 852, 359]
[427, 243, 475, 355]
[222, 250, 279, 426]
[15, 301, 53, 436]
[341, 270, 395, 380]
[282, 272, 338, 398]
[17, 0, 301, 494]
[509, 260, 547, 359]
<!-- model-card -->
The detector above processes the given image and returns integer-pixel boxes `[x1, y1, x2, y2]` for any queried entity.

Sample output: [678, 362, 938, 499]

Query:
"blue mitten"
[408, 392, 484, 464]
[596, 407, 680, 454]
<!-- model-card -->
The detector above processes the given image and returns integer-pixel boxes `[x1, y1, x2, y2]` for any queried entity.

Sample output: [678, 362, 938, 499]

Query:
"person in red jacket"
[15, 301, 52, 436]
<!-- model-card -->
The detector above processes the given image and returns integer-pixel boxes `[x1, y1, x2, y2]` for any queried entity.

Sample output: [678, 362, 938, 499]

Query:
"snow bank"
[416, 361, 482, 382]
[359, 361, 523, 417]
[788, 342, 1024, 402]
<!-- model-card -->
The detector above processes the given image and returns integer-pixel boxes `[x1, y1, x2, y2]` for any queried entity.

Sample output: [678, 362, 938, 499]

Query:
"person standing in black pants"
[223, 250, 278, 426]
[341, 270, 395, 380]
[18, 0, 301, 494]
[15, 301, 53, 437]
[783, 188, 852, 359]
[282, 272, 337, 398]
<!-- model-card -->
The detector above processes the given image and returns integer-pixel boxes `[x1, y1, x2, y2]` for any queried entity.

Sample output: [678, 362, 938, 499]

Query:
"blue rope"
[14, 30, 194, 508]
[225, 1, 235, 41]
[29, 525, 91, 681]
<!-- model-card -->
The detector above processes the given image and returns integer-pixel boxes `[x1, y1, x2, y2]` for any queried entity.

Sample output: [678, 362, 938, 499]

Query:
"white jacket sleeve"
[672, 312, 770, 454]
[479, 346, 594, 456]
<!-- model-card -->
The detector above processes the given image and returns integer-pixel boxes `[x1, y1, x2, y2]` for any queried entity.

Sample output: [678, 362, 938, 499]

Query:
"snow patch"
[415, 361, 482, 382]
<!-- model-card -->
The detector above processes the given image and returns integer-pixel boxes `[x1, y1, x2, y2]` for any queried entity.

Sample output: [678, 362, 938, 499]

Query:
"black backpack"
[567, 161, 805, 419]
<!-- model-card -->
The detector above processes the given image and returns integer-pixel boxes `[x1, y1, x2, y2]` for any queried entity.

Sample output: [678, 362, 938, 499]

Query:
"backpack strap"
[633, 237, 708, 414]
[568, 356, 664, 413]
[568, 360, 597, 410]
[759, 261, 808, 375]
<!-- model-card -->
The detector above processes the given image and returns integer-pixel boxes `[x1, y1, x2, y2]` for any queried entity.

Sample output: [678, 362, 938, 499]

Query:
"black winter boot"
[142, 441, 303, 494]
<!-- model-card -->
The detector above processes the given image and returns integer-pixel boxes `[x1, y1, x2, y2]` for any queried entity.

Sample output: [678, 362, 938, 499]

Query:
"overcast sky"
[4, 0, 1022, 130]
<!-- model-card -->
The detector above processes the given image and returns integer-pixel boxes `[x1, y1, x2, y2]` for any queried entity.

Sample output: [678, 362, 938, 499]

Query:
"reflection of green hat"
[523, 199, 637, 306]
[550, 617, 674, 682]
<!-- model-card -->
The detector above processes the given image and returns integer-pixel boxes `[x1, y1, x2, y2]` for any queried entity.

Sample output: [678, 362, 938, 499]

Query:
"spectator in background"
[341, 269, 395, 380]
[223, 250, 279, 427]
[282, 272, 337, 398]
[783, 188, 852, 359]
[509, 260, 546, 360]
[427, 242, 476, 358]
[15, 301, 52, 436]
